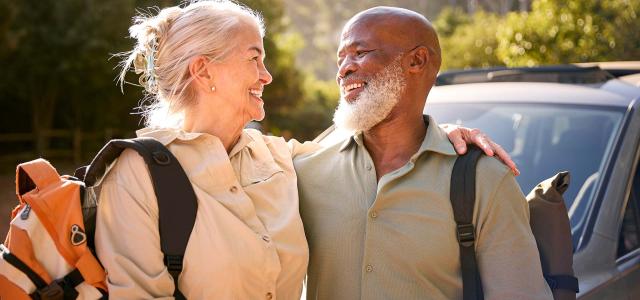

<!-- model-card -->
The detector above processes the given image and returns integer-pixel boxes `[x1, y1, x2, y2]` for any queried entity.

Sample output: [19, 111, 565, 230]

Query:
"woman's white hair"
[117, 0, 265, 128]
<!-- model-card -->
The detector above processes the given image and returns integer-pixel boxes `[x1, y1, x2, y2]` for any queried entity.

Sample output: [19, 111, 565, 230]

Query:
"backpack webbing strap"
[450, 146, 484, 300]
[29, 269, 85, 300]
[1, 244, 48, 290]
[545, 274, 579, 292]
[84, 137, 197, 300]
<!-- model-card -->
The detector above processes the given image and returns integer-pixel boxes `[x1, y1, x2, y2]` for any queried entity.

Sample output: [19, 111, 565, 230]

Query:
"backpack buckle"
[456, 223, 475, 247]
[164, 255, 183, 272]
[35, 281, 64, 300]
[152, 151, 171, 165]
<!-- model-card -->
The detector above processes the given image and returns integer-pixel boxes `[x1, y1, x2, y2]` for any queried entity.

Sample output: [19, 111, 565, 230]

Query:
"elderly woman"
[95, 1, 515, 299]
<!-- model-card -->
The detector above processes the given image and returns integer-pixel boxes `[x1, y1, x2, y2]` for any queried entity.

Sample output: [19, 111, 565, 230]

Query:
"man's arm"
[475, 164, 552, 300]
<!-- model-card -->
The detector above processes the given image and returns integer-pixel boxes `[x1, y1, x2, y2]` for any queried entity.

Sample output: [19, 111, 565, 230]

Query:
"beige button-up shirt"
[95, 128, 308, 300]
[294, 116, 553, 300]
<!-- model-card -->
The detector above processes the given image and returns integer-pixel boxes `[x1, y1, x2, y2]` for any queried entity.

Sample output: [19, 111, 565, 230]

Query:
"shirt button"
[266, 292, 273, 299]
[370, 211, 378, 219]
[366, 164, 372, 171]
[262, 235, 271, 243]
[366, 264, 373, 272]
[229, 186, 238, 193]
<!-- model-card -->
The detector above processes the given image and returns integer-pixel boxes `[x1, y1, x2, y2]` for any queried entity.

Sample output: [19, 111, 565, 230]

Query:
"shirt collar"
[338, 115, 457, 158]
[136, 127, 205, 145]
[415, 115, 457, 158]
[136, 127, 256, 158]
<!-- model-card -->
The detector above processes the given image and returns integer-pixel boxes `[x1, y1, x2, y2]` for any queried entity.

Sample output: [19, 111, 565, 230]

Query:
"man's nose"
[337, 56, 358, 82]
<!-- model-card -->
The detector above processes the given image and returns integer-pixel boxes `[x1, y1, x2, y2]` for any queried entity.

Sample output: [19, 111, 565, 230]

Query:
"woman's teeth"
[249, 89, 262, 97]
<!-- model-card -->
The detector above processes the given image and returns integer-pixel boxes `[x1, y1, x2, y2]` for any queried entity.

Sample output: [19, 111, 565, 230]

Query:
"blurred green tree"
[435, 7, 504, 70]
[0, 0, 327, 160]
[436, 0, 640, 70]
[496, 0, 640, 66]
[0, 0, 146, 157]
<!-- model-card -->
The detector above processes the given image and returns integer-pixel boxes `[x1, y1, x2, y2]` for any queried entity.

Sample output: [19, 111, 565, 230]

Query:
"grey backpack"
[451, 146, 579, 300]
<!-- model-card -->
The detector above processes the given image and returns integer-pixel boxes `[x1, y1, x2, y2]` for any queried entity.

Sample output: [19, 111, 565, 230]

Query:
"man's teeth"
[345, 83, 365, 92]
[249, 89, 262, 97]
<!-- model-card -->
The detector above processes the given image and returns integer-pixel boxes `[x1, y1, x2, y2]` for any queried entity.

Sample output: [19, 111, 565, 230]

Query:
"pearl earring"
[210, 86, 216, 92]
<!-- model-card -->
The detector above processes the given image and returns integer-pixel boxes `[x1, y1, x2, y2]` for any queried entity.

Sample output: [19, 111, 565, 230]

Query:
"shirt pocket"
[238, 159, 284, 187]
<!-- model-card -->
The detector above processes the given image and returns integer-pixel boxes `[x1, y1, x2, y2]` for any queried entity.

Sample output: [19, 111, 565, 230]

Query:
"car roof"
[427, 81, 638, 108]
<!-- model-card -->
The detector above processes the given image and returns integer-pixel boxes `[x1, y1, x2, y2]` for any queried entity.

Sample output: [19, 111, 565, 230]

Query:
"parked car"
[430, 63, 640, 299]
[318, 63, 640, 299]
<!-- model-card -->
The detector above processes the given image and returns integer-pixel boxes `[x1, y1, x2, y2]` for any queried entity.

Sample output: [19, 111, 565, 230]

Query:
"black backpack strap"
[450, 145, 484, 300]
[545, 274, 579, 293]
[84, 137, 197, 300]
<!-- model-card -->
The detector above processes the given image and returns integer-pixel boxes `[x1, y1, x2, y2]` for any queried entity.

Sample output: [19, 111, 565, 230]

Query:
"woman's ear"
[189, 56, 214, 92]
[406, 46, 430, 74]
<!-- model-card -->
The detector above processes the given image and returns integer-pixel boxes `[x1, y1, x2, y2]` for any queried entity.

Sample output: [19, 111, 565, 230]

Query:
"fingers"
[490, 141, 520, 176]
[447, 129, 467, 154]
[456, 127, 520, 176]
[470, 129, 494, 157]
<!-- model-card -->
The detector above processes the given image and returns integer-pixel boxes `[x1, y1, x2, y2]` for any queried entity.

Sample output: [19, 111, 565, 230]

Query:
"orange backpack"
[0, 138, 197, 300]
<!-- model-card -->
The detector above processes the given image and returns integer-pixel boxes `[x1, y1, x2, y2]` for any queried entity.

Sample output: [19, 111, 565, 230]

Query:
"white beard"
[333, 56, 406, 132]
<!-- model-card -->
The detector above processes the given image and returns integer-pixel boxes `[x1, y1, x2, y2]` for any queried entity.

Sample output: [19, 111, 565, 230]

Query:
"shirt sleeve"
[95, 150, 175, 300]
[287, 138, 322, 158]
[475, 170, 553, 300]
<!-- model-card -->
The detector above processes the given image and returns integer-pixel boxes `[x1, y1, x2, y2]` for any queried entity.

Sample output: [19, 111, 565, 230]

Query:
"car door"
[614, 153, 640, 299]
[577, 99, 640, 299]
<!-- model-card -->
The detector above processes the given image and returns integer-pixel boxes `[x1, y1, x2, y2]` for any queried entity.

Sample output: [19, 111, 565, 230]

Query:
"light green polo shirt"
[293, 116, 552, 300]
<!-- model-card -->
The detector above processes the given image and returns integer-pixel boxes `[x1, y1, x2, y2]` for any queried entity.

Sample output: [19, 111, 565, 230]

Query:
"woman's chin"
[253, 114, 265, 122]
[249, 110, 266, 123]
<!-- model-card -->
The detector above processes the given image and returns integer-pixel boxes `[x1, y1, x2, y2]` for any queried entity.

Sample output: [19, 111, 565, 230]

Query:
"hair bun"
[128, 6, 183, 93]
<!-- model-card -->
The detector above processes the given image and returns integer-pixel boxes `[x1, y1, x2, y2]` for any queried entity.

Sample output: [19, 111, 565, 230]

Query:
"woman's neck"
[182, 102, 245, 154]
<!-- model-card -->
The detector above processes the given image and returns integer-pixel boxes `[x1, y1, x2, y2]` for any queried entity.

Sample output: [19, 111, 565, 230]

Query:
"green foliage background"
[0, 0, 336, 159]
[0, 0, 638, 162]
[436, 0, 640, 70]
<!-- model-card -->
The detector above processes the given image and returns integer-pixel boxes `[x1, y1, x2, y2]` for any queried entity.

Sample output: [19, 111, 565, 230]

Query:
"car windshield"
[426, 103, 625, 229]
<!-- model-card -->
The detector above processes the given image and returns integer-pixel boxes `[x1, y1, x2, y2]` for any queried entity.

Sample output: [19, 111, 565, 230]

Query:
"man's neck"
[362, 113, 426, 181]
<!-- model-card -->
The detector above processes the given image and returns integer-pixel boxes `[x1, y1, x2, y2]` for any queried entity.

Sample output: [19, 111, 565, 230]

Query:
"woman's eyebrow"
[248, 46, 263, 55]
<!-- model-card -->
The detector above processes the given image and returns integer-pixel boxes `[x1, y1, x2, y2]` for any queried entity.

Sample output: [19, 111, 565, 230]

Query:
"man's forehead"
[339, 19, 404, 51]
[340, 19, 387, 44]
[339, 34, 374, 49]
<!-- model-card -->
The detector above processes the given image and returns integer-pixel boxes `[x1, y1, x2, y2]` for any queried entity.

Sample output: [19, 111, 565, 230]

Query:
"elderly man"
[294, 7, 553, 300]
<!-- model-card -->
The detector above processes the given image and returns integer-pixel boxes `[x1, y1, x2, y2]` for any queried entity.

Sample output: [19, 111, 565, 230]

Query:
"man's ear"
[406, 46, 430, 74]
[189, 56, 214, 92]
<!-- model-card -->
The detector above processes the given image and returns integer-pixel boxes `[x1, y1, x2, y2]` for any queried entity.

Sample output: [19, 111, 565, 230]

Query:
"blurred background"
[0, 0, 639, 235]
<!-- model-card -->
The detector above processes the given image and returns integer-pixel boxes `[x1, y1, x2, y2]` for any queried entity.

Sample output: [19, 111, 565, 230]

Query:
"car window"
[617, 160, 640, 258]
[426, 103, 625, 230]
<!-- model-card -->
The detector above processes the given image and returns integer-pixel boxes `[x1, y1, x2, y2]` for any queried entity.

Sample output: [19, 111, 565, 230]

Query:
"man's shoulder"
[476, 154, 512, 182]
[293, 135, 352, 178]
[294, 136, 349, 162]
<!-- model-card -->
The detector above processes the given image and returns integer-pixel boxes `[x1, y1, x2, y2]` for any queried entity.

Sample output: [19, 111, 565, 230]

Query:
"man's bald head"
[342, 6, 441, 73]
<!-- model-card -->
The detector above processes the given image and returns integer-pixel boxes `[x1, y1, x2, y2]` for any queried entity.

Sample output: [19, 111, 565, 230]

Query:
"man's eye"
[357, 50, 371, 57]
[251, 56, 259, 61]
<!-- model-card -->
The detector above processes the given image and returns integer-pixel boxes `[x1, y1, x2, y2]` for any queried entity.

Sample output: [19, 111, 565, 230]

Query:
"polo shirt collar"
[337, 115, 457, 158]
[415, 115, 458, 158]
